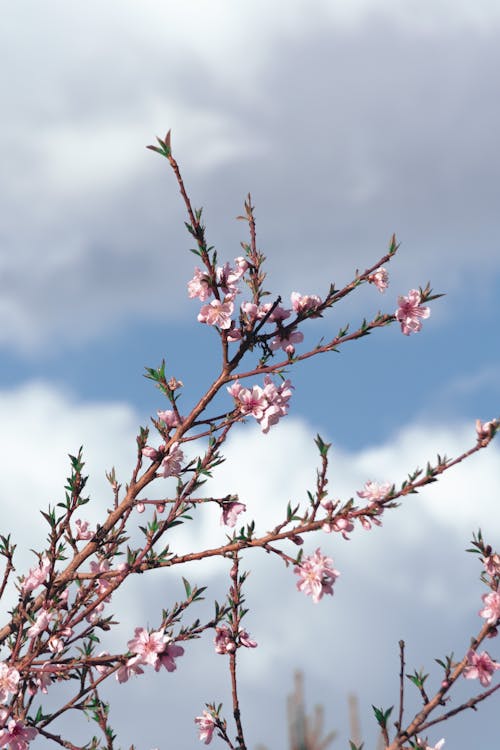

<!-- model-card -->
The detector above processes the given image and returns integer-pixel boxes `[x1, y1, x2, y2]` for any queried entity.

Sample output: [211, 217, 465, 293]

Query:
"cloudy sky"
[1, 1, 500, 748]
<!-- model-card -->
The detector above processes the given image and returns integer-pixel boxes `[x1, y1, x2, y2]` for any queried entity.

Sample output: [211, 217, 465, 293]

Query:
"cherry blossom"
[0, 718, 38, 750]
[270, 328, 304, 355]
[27, 609, 53, 639]
[155, 643, 185, 672]
[238, 628, 257, 649]
[463, 649, 500, 686]
[484, 553, 500, 578]
[479, 591, 500, 625]
[188, 267, 212, 301]
[476, 418, 497, 447]
[116, 655, 145, 683]
[74, 518, 93, 540]
[258, 302, 291, 323]
[367, 267, 389, 292]
[0, 663, 20, 703]
[157, 409, 181, 428]
[395, 289, 430, 335]
[291, 292, 323, 316]
[21, 555, 51, 595]
[197, 299, 234, 329]
[194, 710, 216, 744]
[294, 548, 340, 604]
[357, 480, 392, 503]
[158, 442, 184, 478]
[228, 377, 293, 433]
[220, 500, 246, 528]
[128, 627, 166, 667]
[214, 625, 235, 654]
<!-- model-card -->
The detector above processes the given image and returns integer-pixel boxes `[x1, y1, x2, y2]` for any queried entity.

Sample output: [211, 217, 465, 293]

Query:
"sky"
[1, 1, 500, 748]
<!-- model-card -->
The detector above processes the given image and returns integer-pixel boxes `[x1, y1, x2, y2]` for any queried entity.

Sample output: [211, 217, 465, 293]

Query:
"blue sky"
[1, 2, 500, 749]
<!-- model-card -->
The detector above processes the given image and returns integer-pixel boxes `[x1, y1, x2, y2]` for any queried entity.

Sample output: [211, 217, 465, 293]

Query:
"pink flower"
[89, 559, 113, 599]
[188, 267, 212, 301]
[220, 500, 246, 528]
[228, 377, 293, 433]
[48, 626, 73, 655]
[323, 515, 354, 540]
[395, 289, 430, 335]
[194, 710, 216, 744]
[158, 442, 184, 478]
[476, 418, 497, 446]
[116, 655, 145, 683]
[241, 301, 259, 321]
[21, 555, 51, 595]
[0, 719, 38, 750]
[217, 260, 245, 297]
[128, 627, 166, 667]
[270, 328, 304, 355]
[238, 628, 257, 649]
[214, 625, 235, 654]
[357, 481, 392, 503]
[238, 385, 268, 420]
[368, 267, 389, 292]
[157, 410, 181, 428]
[0, 664, 20, 703]
[479, 591, 500, 625]
[258, 303, 291, 323]
[155, 643, 185, 672]
[484, 554, 500, 578]
[75, 519, 93, 540]
[142, 445, 162, 461]
[198, 299, 234, 329]
[294, 548, 340, 604]
[291, 292, 322, 316]
[463, 649, 500, 686]
[27, 609, 53, 639]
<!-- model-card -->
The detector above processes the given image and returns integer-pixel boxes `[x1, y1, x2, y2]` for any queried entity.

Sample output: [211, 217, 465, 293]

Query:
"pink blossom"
[258, 303, 291, 323]
[0, 718, 38, 750]
[89, 559, 113, 599]
[241, 301, 259, 321]
[395, 289, 430, 335]
[270, 329, 304, 355]
[198, 299, 234, 329]
[259, 376, 293, 433]
[291, 292, 322, 316]
[136, 502, 145, 513]
[294, 548, 340, 604]
[48, 626, 73, 654]
[484, 554, 500, 578]
[368, 267, 389, 292]
[480, 591, 500, 625]
[27, 609, 53, 639]
[116, 655, 145, 683]
[227, 381, 243, 399]
[75, 518, 93, 540]
[226, 326, 242, 342]
[216, 258, 247, 297]
[128, 627, 166, 667]
[220, 500, 246, 528]
[476, 418, 496, 446]
[194, 710, 216, 744]
[463, 649, 500, 686]
[323, 515, 354, 540]
[157, 409, 181, 428]
[142, 445, 162, 461]
[32, 664, 53, 695]
[158, 442, 184, 478]
[357, 481, 392, 503]
[0, 664, 20, 703]
[214, 625, 235, 654]
[21, 555, 51, 595]
[188, 267, 212, 301]
[238, 385, 268, 420]
[155, 643, 185, 672]
[238, 628, 257, 649]
[95, 652, 111, 675]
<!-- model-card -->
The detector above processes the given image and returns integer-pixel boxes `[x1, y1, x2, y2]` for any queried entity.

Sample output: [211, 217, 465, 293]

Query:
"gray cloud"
[1, 2, 499, 354]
